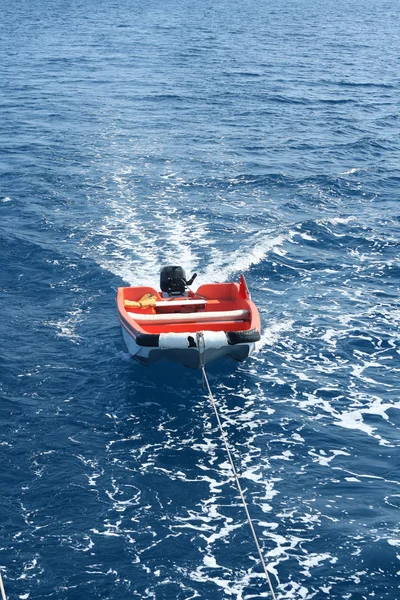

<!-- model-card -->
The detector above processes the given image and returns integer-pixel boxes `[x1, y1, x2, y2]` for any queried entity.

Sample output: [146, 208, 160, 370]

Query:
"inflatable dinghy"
[117, 266, 261, 368]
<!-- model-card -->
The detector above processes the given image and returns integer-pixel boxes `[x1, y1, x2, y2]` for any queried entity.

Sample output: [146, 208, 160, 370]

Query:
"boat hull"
[121, 327, 255, 368]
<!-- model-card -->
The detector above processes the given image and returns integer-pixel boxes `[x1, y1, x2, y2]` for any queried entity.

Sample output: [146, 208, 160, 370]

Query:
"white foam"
[299, 552, 337, 577]
[198, 232, 291, 285]
[203, 555, 220, 568]
[256, 319, 294, 351]
[319, 216, 356, 226]
[242, 467, 263, 483]
[79, 168, 293, 289]
[44, 306, 86, 343]
[388, 539, 400, 546]
[294, 371, 315, 381]
[321, 328, 339, 348]
[336, 409, 379, 437]
[308, 449, 350, 467]
[340, 167, 364, 175]
[294, 231, 317, 242]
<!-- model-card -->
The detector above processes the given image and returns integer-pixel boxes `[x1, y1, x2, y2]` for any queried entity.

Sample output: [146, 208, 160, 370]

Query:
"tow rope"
[197, 333, 277, 599]
[0, 573, 7, 600]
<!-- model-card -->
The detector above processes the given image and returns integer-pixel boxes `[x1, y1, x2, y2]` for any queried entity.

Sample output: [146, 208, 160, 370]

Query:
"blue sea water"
[1, 0, 400, 598]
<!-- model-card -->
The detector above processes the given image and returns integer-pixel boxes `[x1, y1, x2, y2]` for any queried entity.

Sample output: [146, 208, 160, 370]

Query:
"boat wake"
[76, 167, 291, 287]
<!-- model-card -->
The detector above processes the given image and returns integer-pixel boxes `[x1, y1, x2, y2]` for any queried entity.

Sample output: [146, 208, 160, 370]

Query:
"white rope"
[196, 334, 277, 599]
[0, 572, 7, 600]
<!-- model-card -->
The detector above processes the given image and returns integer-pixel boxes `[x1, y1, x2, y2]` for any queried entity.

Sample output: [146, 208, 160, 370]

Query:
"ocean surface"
[1, 0, 400, 598]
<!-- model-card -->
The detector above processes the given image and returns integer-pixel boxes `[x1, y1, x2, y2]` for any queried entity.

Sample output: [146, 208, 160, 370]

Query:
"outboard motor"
[160, 266, 197, 297]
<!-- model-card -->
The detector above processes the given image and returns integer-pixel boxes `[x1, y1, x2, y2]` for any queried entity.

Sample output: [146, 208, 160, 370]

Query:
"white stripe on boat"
[129, 309, 249, 324]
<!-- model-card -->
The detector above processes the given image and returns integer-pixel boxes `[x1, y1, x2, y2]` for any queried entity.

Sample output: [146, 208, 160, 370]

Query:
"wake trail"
[78, 168, 288, 286]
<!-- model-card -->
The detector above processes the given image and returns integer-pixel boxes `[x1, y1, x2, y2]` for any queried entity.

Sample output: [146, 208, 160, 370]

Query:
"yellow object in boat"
[124, 293, 157, 312]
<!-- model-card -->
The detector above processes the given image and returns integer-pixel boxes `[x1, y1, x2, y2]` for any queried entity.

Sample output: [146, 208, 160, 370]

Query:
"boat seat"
[129, 309, 250, 325]
[155, 299, 207, 308]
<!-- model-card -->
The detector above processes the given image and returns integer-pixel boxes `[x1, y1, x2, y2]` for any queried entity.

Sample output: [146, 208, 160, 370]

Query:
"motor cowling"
[160, 266, 187, 296]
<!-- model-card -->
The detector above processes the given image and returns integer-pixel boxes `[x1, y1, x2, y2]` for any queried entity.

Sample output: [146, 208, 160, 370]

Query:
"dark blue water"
[1, 0, 400, 598]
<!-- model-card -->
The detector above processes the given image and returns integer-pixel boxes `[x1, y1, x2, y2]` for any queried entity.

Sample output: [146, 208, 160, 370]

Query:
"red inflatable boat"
[116, 266, 261, 368]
